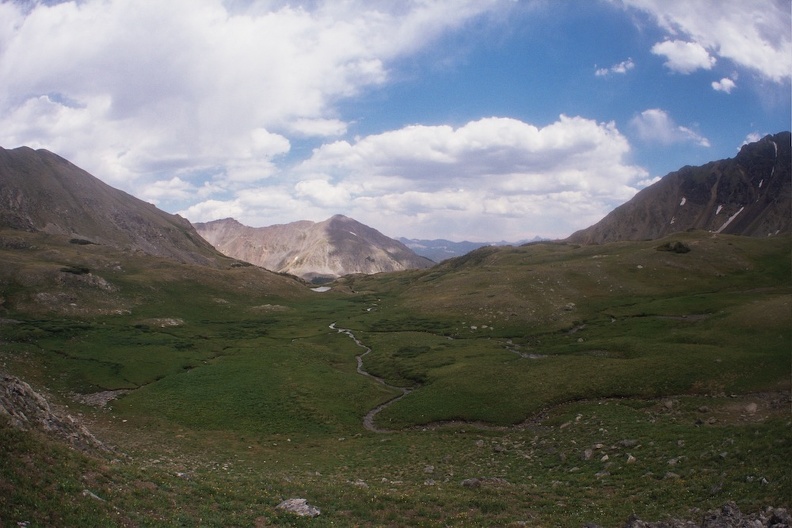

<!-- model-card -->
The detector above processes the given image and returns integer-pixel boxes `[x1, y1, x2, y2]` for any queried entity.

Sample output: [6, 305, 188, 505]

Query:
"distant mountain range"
[568, 132, 790, 244]
[398, 237, 544, 262]
[0, 146, 224, 267]
[194, 216, 434, 282]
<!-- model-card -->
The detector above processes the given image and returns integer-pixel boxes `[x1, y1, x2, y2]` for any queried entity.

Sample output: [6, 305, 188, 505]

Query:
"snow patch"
[679, 197, 686, 206]
[771, 140, 778, 158]
[349, 231, 358, 237]
[311, 286, 331, 293]
[670, 216, 675, 225]
[715, 206, 744, 234]
[716, 204, 723, 215]
[758, 179, 763, 188]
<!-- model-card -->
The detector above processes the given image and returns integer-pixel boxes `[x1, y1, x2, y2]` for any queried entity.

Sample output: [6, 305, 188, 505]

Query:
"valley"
[1, 227, 789, 526]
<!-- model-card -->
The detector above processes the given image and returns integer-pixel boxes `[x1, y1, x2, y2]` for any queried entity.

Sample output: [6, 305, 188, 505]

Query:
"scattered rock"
[610, 501, 791, 528]
[619, 439, 639, 448]
[137, 317, 184, 328]
[276, 498, 320, 517]
[461, 478, 481, 489]
[81, 489, 105, 502]
[656, 241, 691, 254]
[745, 402, 758, 414]
[72, 390, 130, 408]
[627, 454, 637, 464]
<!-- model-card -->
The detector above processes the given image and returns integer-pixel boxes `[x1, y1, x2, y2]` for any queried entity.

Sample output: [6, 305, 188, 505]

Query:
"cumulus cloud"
[711, 77, 736, 93]
[0, 0, 506, 188]
[595, 58, 635, 76]
[651, 40, 715, 73]
[630, 108, 710, 147]
[617, 0, 791, 82]
[203, 115, 647, 239]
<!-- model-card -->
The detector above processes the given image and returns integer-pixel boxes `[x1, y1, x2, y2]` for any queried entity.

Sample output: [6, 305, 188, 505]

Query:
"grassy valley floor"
[1, 231, 790, 526]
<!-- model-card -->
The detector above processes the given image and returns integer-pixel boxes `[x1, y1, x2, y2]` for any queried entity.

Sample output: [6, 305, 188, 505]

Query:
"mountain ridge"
[568, 132, 791, 244]
[0, 146, 225, 267]
[194, 215, 434, 281]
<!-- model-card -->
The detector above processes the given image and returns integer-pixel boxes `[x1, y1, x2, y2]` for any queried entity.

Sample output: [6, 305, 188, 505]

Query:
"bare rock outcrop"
[583, 501, 790, 528]
[0, 372, 107, 452]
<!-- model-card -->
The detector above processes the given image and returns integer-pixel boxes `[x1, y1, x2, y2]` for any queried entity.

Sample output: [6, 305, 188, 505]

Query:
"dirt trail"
[329, 323, 412, 433]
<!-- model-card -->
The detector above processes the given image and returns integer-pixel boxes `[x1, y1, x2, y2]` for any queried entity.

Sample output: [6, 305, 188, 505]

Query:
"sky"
[1, 0, 790, 242]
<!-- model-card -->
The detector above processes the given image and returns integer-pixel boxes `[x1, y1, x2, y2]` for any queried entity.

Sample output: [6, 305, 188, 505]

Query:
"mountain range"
[1, 132, 789, 283]
[398, 237, 544, 262]
[194, 216, 434, 282]
[568, 132, 790, 244]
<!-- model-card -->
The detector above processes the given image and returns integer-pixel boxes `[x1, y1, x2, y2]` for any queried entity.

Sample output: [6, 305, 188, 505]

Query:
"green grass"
[0, 230, 789, 526]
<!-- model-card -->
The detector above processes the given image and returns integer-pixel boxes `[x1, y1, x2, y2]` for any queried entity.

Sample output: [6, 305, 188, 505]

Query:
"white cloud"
[282, 115, 645, 238]
[595, 58, 635, 76]
[287, 118, 349, 137]
[741, 132, 763, 147]
[179, 115, 648, 239]
[651, 40, 715, 73]
[617, 0, 791, 82]
[630, 108, 711, 147]
[0, 0, 507, 188]
[711, 77, 736, 93]
[179, 199, 245, 222]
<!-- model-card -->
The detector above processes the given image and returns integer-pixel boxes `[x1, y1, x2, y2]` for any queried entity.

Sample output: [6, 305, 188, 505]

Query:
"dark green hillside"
[1, 229, 789, 526]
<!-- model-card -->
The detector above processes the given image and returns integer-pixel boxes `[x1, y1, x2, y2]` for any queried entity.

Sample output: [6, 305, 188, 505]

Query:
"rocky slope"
[0, 146, 224, 266]
[1, 372, 107, 452]
[568, 132, 791, 244]
[194, 215, 434, 281]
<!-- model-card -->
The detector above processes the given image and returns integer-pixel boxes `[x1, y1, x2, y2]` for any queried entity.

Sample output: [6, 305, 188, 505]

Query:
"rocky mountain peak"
[567, 131, 790, 244]
[194, 216, 434, 282]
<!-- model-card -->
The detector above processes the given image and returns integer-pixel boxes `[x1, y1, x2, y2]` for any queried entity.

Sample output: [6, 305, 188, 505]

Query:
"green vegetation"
[0, 230, 789, 526]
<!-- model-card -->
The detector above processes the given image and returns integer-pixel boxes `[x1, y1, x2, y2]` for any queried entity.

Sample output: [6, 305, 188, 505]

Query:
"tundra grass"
[2, 391, 789, 527]
[1, 231, 789, 526]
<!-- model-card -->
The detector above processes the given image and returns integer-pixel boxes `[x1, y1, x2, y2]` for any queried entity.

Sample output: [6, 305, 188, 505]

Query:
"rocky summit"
[568, 132, 790, 244]
[193, 215, 434, 281]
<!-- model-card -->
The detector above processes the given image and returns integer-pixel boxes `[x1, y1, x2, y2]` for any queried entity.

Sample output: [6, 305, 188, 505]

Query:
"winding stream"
[329, 323, 412, 433]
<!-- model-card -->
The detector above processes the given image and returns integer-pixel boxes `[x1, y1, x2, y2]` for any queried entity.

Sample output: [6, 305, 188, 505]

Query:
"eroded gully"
[329, 323, 412, 433]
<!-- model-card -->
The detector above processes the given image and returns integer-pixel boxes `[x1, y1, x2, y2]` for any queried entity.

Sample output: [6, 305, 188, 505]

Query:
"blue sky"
[1, 0, 789, 241]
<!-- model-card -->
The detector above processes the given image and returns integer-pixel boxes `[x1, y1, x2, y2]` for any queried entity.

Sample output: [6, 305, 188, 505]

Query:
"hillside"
[568, 132, 791, 244]
[194, 215, 434, 281]
[0, 146, 224, 267]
